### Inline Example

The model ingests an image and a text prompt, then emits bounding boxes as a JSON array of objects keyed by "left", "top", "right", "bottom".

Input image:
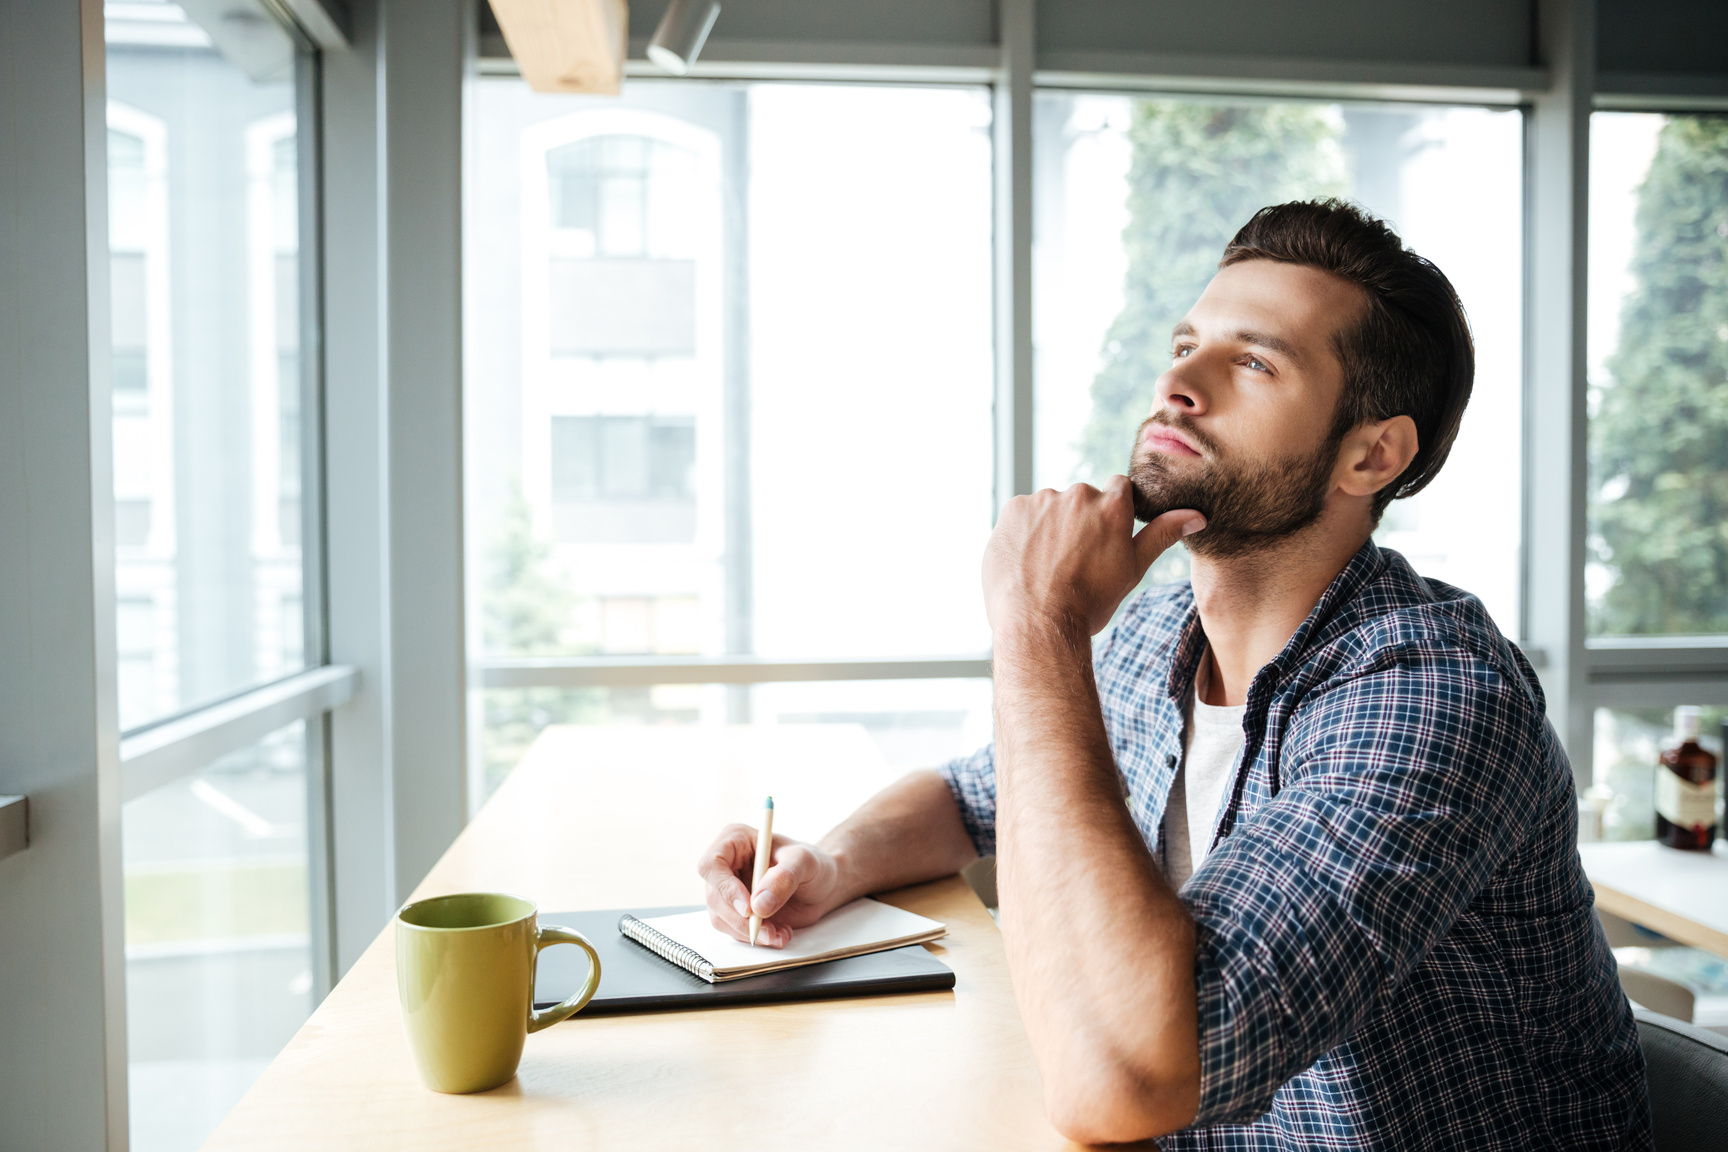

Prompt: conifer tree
[
  {"left": 481, "top": 486, "right": 601, "bottom": 793},
  {"left": 1591, "top": 116, "right": 1728, "bottom": 636}
]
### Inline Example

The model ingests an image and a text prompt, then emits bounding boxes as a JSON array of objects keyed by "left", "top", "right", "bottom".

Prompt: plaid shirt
[{"left": 940, "top": 542, "right": 1651, "bottom": 1149}]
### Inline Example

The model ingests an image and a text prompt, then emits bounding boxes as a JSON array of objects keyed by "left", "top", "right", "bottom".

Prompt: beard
[{"left": 1128, "top": 413, "right": 1342, "bottom": 559}]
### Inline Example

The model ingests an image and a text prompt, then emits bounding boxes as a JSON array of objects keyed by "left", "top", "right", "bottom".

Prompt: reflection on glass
[
  {"left": 1032, "top": 96, "right": 1524, "bottom": 633},
  {"left": 123, "top": 721, "right": 312, "bottom": 1152},
  {"left": 1591, "top": 707, "right": 1725, "bottom": 842},
  {"left": 1588, "top": 113, "right": 1728, "bottom": 637},
  {"left": 106, "top": 0, "right": 305, "bottom": 731},
  {"left": 480, "top": 679, "right": 992, "bottom": 803},
  {"left": 466, "top": 80, "right": 995, "bottom": 704}
]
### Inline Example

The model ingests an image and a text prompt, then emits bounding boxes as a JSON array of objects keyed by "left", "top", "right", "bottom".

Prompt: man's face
[{"left": 1129, "top": 259, "right": 1365, "bottom": 559}]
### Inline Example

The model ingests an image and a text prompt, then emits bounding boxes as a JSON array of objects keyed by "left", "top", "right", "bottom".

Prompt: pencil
[{"left": 747, "top": 796, "right": 774, "bottom": 946}]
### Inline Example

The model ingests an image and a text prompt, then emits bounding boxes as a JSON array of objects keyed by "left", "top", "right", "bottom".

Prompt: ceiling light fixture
[{"left": 646, "top": 0, "right": 720, "bottom": 75}]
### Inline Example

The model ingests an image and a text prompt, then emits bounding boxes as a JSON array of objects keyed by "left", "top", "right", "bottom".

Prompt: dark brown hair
[{"left": 1219, "top": 199, "right": 1474, "bottom": 518}]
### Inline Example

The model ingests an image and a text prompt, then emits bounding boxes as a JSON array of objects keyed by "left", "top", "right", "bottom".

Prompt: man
[{"left": 696, "top": 200, "right": 1650, "bottom": 1148}]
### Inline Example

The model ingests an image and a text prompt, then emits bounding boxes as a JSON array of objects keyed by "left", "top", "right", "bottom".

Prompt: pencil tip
[{"left": 765, "top": 796, "right": 774, "bottom": 809}]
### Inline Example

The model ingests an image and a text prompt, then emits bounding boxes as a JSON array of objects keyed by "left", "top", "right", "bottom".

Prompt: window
[
  {"left": 1033, "top": 96, "right": 1525, "bottom": 633},
  {"left": 1588, "top": 113, "right": 1728, "bottom": 637},
  {"left": 550, "top": 414, "right": 697, "bottom": 542},
  {"left": 107, "top": 7, "right": 306, "bottom": 731},
  {"left": 122, "top": 722, "right": 312, "bottom": 1152},
  {"left": 467, "top": 80, "right": 995, "bottom": 798},
  {"left": 106, "top": 3, "right": 317, "bottom": 1149}
]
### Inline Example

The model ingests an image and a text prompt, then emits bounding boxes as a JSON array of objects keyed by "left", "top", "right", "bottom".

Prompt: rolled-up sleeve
[
  {"left": 938, "top": 743, "right": 998, "bottom": 857},
  {"left": 1179, "top": 641, "right": 1553, "bottom": 1126}
]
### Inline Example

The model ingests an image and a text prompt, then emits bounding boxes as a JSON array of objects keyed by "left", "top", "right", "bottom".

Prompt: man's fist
[
  {"left": 982, "top": 476, "right": 1204, "bottom": 639},
  {"left": 695, "top": 823, "right": 846, "bottom": 948}
]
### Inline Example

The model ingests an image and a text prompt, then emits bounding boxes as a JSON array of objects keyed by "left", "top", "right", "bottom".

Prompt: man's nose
[{"left": 1153, "top": 360, "right": 1209, "bottom": 416}]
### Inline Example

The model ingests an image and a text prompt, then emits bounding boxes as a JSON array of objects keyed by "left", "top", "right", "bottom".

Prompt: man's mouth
[{"left": 1141, "top": 428, "right": 1202, "bottom": 458}]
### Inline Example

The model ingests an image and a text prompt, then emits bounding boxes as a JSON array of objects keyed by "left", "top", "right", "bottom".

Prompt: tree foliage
[
  {"left": 1591, "top": 116, "right": 1728, "bottom": 635},
  {"left": 485, "top": 485, "right": 579, "bottom": 656},
  {"left": 481, "top": 486, "right": 602, "bottom": 796}
]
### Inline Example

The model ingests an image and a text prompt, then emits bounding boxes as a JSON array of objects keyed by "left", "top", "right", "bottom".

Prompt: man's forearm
[
  {"left": 819, "top": 769, "right": 979, "bottom": 908},
  {"left": 994, "top": 621, "right": 1200, "bottom": 1143}
]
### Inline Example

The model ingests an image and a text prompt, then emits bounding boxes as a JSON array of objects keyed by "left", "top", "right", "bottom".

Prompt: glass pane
[
  {"left": 123, "top": 721, "right": 313, "bottom": 1152},
  {"left": 1590, "top": 706, "right": 1725, "bottom": 842},
  {"left": 1587, "top": 113, "right": 1728, "bottom": 637},
  {"left": 480, "top": 679, "right": 992, "bottom": 802},
  {"left": 106, "top": 2, "right": 305, "bottom": 732},
  {"left": 1033, "top": 96, "right": 1524, "bottom": 633},
  {"left": 466, "top": 79, "right": 995, "bottom": 692}
]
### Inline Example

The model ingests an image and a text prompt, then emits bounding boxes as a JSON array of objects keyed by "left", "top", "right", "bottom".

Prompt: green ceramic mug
[{"left": 395, "top": 892, "right": 601, "bottom": 1094}]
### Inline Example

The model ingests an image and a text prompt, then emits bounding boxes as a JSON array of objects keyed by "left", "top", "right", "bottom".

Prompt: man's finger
[
  {"left": 749, "top": 844, "right": 819, "bottom": 920},
  {"left": 700, "top": 861, "right": 753, "bottom": 921},
  {"left": 696, "top": 825, "right": 761, "bottom": 918},
  {"left": 695, "top": 824, "right": 755, "bottom": 879},
  {"left": 755, "top": 916, "right": 794, "bottom": 948},
  {"left": 1133, "top": 508, "right": 1207, "bottom": 573}
]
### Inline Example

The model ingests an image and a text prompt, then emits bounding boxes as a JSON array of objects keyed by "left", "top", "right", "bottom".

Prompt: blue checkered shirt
[{"left": 940, "top": 542, "right": 1651, "bottom": 1149}]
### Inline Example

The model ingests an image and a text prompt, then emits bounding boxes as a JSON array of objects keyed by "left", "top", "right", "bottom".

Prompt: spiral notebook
[
  {"left": 532, "top": 903, "right": 954, "bottom": 1016},
  {"left": 619, "top": 898, "right": 947, "bottom": 983}
]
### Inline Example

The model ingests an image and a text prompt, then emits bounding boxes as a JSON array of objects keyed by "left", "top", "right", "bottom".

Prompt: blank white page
[{"left": 638, "top": 898, "right": 945, "bottom": 977}]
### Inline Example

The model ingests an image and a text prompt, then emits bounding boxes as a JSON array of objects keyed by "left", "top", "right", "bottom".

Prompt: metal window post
[
  {"left": 994, "top": 0, "right": 1035, "bottom": 515},
  {"left": 321, "top": 0, "right": 399, "bottom": 974},
  {"left": 381, "top": 0, "right": 469, "bottom": 904},
  {"left": 1524, "top": 0, "right": 1596, "bottom": 787},
  {"left": 0, "top": 0, "right": 130, "bottom": 1145},
  {"left": 321, "top": 0, "right": 473, "bottom": 976}
]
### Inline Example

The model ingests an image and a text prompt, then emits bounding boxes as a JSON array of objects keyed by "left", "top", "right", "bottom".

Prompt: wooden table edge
[{"left": 1590, "top": 881, "right": 1728, "bottom": 959}]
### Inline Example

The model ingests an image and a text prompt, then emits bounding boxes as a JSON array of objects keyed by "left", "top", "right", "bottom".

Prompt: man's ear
[{"left": 1336, "top": 415, "right": 1419, "bottom": 499}]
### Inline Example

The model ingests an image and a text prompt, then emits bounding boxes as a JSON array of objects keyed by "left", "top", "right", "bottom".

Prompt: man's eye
[
  {"left": 1173, "top": 346, "right": 1193, "bottom": 359},
  {"left": 1246, "top": 357, "right": 1269, "bottom": 373}
]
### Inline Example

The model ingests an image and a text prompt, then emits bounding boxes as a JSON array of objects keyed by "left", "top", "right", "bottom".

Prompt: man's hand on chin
[{"left": 982, "top": 475, "right": 1206, "bottom": 641}]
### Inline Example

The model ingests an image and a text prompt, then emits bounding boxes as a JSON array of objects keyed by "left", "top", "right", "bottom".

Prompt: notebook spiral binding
[{"left": 618, "top": 914, "right": 718, "bottom": 983}]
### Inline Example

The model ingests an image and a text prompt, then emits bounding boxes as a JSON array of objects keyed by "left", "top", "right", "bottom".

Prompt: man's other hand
[
  {"left": 982, "top": 476, "right": 1205, "bottom": 638},
  {"left": 696, "top": 824, "right": 845, "bottom": 948}
]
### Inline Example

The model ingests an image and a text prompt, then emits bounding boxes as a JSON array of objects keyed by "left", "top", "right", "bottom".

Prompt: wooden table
[
  {"left": 205, "top": 724, "right": 1076, "bottom": 1151},
  {"left": 1580, "top": 839, "right": 1728, "bottom": 958}
]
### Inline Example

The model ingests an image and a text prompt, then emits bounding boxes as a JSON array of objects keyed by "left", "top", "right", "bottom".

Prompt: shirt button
[{"left": 1166, "top": 753, "right": 1177, "bottom": 767}]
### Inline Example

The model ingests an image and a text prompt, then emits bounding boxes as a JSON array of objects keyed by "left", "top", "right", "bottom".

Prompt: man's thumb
[{"left": 1133, "top": 509, "right": 1207, "bottom": 572}]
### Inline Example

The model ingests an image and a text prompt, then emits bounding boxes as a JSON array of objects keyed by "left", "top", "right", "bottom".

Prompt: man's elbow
[{"left": 1043, "top": 1063, "right": 1200, "bottom": 1145}]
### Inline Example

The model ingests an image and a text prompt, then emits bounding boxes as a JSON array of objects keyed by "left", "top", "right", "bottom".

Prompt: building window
[{"left": 549, "top": 415, "right": 698, "bottom": 544}]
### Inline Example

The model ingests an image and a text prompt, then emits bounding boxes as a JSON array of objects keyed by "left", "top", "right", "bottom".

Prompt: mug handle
[{"left": 527, "top": 925, "right": 602, "bottom": 1033}]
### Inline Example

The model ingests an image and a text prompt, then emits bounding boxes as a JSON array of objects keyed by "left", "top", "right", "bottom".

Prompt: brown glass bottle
[{"left": 1656, "top": 706, "right": 1718, "bottom": 851}]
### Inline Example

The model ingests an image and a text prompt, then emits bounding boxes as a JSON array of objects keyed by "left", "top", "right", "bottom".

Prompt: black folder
[{"left": 532, "top": 906, "right": 956, "bottom": 1016}]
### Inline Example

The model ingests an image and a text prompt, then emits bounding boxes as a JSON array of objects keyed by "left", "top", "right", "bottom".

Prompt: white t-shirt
[{"left": 1162, "top": 653, "right": 1247, "bottom": 889}]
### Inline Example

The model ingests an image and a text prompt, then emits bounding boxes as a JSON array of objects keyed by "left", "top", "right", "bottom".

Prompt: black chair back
[{"left": 1636, "top": 1007, "right": 1728, "bottom": 1151}]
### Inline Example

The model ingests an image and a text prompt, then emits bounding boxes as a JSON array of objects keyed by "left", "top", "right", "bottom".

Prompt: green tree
[
  {"left": 1591, "top": 116, "right": 1728, "bottom": 636},
  {"left": 485, "top": 484, "right": 578, "bottom": 656},
  {"left": 480, "top": 486, "right": 602, "bottom": 796},
  {"left": 1082, "top": 100, "right": 1344, "bottom": 581}
]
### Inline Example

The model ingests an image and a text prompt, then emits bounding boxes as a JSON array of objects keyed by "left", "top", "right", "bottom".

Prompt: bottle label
[{"left": 1656, "top": 772, "right": 1717, "bottom": 830}]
